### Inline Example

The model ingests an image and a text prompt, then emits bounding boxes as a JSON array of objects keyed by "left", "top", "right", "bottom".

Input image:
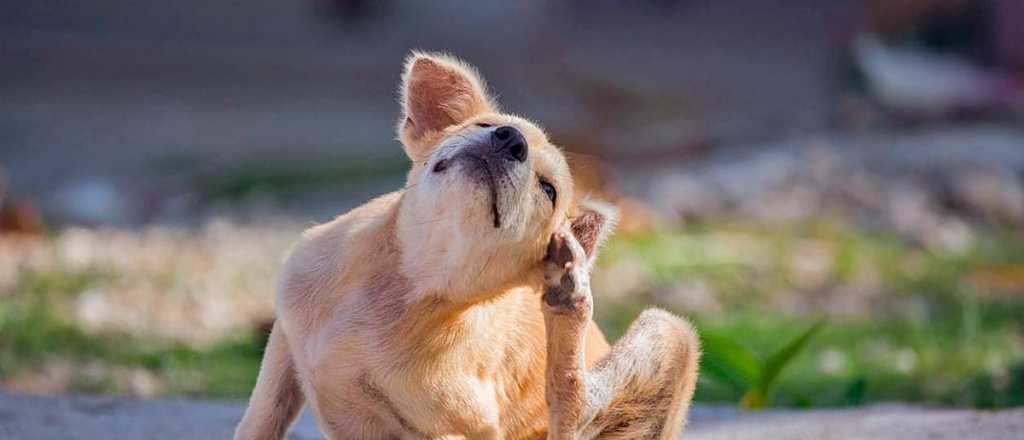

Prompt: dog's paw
[{"left": 542, "top": 231, "right": 592, "bottom": 316}]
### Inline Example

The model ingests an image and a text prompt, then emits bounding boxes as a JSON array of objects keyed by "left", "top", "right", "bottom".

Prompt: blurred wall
[{"left": 3, "top": 1, "right": 858, "bottom": 221}]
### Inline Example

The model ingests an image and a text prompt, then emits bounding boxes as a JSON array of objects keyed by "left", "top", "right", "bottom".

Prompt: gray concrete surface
[{"left": 1, "top": 392, "right": 1021, "bottom": 439}]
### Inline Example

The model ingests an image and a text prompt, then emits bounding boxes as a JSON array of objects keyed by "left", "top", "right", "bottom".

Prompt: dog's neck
[
  {"left": 393, "top": 196, "right": 543, "bottom": 305},
  {"left": 367, "top": 259, "right": 537, "bottom": 369},
  {"left": 361, "top": 190, "right": 545, "bottom": 369}
]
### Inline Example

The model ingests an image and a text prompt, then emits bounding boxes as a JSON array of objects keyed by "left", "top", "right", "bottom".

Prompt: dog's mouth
[{"left": 446, "top": 154, "right": 503, "bottom": 228}]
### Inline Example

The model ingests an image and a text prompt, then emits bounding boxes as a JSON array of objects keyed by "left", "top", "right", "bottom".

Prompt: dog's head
[{"left": 394, "top": 52, "right": 615, "bottom": 299}]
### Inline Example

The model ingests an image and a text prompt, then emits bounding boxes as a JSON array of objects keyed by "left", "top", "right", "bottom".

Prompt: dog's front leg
[
  {"left": 541, "top": 230, "right": 596, "bottom": 440},
  {"left": 541, "top": 228, "right": 701, "bottom": 440}
]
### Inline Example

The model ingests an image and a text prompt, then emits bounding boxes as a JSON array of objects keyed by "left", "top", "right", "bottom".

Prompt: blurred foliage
[
  {"left": 0, "top": 269, "right": 265, "bottom": 398},
  {"left": 186, "top": 154, "right": 408, "bottom": 201},
  {"left": 595, "top": 220, "right": 1024, "bottom": 408},
  {"left": 703, "top": 320, "right": 826, "bottom": 410},
  {"left": 2, "top": 219, "right": 1023, "bottom": 408}
]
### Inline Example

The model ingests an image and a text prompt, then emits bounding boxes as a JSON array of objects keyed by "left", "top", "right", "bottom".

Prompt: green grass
[
  {"left": 595, "top": 220, "right": 1024, "bottom": 408},
  {"left": 0, "top": 269, "right": 265, "bottom": 398},
  {"left": 678, "top": 311, "right": 1024, "bottom": 408},
  {"left": 2, "top": 219, "right": 1023, "bottom": 408},
  {"left": 184, "top": 153, "right": 409, "bottom": 201}
]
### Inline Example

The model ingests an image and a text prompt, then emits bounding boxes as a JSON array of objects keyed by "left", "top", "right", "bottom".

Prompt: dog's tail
[{"left": 235, "top": 322, "right": 305, "bottom": 440}]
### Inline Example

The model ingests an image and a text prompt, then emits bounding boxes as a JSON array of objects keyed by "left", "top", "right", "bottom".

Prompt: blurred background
[{"left": 2, "top": 0, "right": 1023, "bottom": 409}]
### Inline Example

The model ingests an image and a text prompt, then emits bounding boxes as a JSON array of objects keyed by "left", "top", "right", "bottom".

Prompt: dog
[{"left": 234, "top": 52, "right": 700, "bottom": 440}]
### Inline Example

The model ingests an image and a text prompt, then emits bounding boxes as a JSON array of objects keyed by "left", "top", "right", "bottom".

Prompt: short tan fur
[{"left": 235, "top": 52, "right": 700, "bottom": 440}]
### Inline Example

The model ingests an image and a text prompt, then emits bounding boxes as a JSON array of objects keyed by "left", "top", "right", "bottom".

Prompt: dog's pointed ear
[
  {"left": 570, "top": 197, "right": 619, "bottom": 265},
  {"left": 398, "top": 52, "right": 495, "bottom": 161}
]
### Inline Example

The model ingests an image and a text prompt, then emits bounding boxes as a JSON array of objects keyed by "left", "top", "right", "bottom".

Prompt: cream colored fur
[{"left": 234, "top": 52, "right": 699, "bottom": 440}]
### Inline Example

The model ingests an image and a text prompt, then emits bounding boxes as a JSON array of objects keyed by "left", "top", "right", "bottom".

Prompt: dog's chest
[
  {"left": 364, "top": 323, "right": 519, "bottom": 436},
  {"left": 350, "top": 287, "right": 545, "bottom": 437}
]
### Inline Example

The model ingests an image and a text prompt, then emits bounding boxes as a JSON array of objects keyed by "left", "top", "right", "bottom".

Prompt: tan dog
[{"left": 234, "top": 53, "right": 700, "bottom": 440}]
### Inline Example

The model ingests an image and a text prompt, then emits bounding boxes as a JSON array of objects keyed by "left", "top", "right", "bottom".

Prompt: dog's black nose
[{"left": 493, "top": 126, "right": 528, "bottom": 163}]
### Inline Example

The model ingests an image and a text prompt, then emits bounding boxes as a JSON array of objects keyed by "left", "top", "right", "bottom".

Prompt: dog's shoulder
[{"left": 276, "top": 190, "right": 403, "bottom": 322}]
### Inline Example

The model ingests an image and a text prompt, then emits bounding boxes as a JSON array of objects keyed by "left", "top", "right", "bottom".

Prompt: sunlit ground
[{"left": 1, "top": 218, "right": 1022, "bottom": 408}]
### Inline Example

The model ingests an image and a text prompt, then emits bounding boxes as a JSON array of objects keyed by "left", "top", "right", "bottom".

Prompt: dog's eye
[
  {"left": 539, "top": 179, "right": 556, "bottom": 204},
  {"left": 476, "top": 123, "right": 493, "bottom": 128}
]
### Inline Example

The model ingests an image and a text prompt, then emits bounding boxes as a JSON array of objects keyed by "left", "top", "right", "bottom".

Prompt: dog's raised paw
[{"left": 542, "top": 232, "right": 591, "bottom": 314}]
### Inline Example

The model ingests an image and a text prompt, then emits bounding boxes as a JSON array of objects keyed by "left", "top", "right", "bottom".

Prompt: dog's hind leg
[
  {"left": 577, "top": 309, "right": 700, "bottom": 440},
  {"left": 541, "top": 233, "right": 700, "bottom": 440}
]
